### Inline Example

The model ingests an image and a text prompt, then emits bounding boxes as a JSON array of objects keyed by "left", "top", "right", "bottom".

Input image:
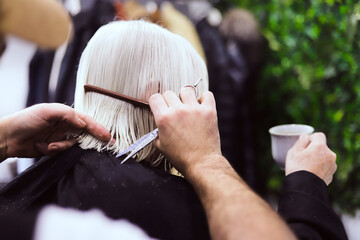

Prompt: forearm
[{"left": 185, "top": 154, "right": 296, "bottom": 240}]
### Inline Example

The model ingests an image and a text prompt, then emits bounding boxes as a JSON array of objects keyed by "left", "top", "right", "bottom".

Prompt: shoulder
[
  {"left": 57, "top": 149, "right": 197, "bottom": 209},
  {"left": 56, "top": 149, "right": 209, "bottom": 240}
]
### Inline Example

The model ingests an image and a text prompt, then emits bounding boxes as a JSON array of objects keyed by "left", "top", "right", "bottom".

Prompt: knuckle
[
  {"left": 205, "top": 91, "right": 214, "bottom": 98},
  {"left": 327, "top": 176, "right": 333, "bottom": 185},
  {"left": 163, "top": 90, "right": 176, "bottom": 97},
  {"left": 156, "top": 114, "right": 169, "bottom": 126},
  {"left": 315, "top": 132, "right": 326, "bottom": 138},
  {"left": 180, "top": 86, "right": 194, "bottom": 95},
  {"left": 333, "top": 163, "right": 338, "bottom": 172},
  {"left": 313, "top": 143, "right": 327, "bottom": 152},
  {"left": 175, "top": 106, "right": 188, "bottom": 116},
  {"left": 201, "top": 91, "right": 214, "bottom": 99},
  {"left": 330, "top": 151, "right": 337, "bottom": 161},
  {"left": 149, "top": 93, "right": 161, "bottom": 102},
  {"left": 202, "top": 105, "right": 216, "bottom": 118},
  {"left": 193, "top": 107, "right": 202, "bottom": 116},
  {"left": 36, "top": 103, "right": 46, "bottom": 110}
]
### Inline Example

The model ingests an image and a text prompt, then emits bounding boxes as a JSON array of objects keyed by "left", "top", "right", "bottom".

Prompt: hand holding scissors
[{"left": 116, "top": 78, "right": 203, "bottom": 164}]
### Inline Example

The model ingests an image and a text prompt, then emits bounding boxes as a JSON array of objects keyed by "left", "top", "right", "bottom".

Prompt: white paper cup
[{"left": 269, "top": 124, "right": 314, "bottom": 169}]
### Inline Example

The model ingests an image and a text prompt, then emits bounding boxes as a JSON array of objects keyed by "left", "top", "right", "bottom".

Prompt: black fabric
[
  {"left": 196, "top": 18, "right": 257, "bottom": 189},
  {"left": 0, "top": 151, "right": 348, "bottom": 240},
  {"left": 27, "top": 50, "right": 55, "bottom": 106},
  {"left": 0, "top": 147, "right": 83, "bottom": 212},
  {"left": 54, "top": 0, "right": 115, "bottom": 105},
  {"left": 27, "top": 0, "right": 115, "bottom": 107},
  {"left": 279, "top": 171, "right": 348, "bottom": 240},
  {"left": 0, "top": 211, "right": 38, "bottom": 240},
  {"left": 0, "top": 145, "right": 210, "bottom": 240}
]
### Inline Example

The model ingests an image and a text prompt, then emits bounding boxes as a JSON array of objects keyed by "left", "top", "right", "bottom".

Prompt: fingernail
[
  {"left": 50, "top": 145, "right": 59, "bottom": 151},
  {"left": 78, "top": 118, "right": 86, "bottom": 127},
  {"left": 99, "top": 132, "right": 110, "bottom": 140}
]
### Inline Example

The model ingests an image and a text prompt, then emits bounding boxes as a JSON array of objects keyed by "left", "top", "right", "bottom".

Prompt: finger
[
  {"left": 44, "top": 124, "right": 69, "bottom": 143},
  {"left": 76, "top": 113, "right": 112, "bottom": 142},
  {"left": 309, "top": 132, "right": 327, "bottom": 145},
  {"left": 149, "top": 93, "right": 168, "bottom": 118},
  {"left": 199, "top": 91, "right": 216, "bottom": 109},
  {"left": 48, "top": 139, "right": 77, "bottom": 153},
  {"left": 325, "top": 175, "right": 333, "bottom": 186},
  {"left": 329, "top": 162, "right": 337, "bottom": 175},
  {"left": 332, "top": 163, "right": 337, "bottom": 174},
  {"left": 293, "top": 134, "right": 311, "bottom": 150},
  {"left": 35, "top": 142, "right": 51, "bottom": 156},
  {"left": 323, "top": 163, "right": 337, "bottom": 186},
  {"left": 163, "top": 91, "right": 182, "bottom": 108},
  {"left": 179, "top": 87, "right": 198, "bottom": 105},
  {"left": 153, "top": 138, "right": 162, "bottom": 150},
  {"left": 44, "top": 103, "right": 87, "bottom": 128},
  {"left": 329, "top": 150, "right": 337, "bottom": 163}
]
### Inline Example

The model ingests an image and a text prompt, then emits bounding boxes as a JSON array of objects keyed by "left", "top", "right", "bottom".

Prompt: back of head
[{"left": 74, "top": 20, "right": 208, "bottom": 168}]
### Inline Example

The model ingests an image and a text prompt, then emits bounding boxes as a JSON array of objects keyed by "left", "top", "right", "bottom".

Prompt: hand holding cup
[
  {"left": 269, "top": 124, "right": 314, "bottom": 169},
  {"left": 286, "top": 133, "right": 337, "bottom": 185}
]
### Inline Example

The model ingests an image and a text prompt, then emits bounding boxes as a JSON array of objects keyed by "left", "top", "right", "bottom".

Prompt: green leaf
[
  {"left": 263, "top": 29, "right": 281, "bottom": 51},
  {"left": 334, "top": 109, "right": 344, "bottom": 122}
]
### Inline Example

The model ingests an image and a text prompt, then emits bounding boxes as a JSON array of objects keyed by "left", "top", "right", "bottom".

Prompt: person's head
[{"left": 74, "top": 20, "right": 208, "bottom": 168}]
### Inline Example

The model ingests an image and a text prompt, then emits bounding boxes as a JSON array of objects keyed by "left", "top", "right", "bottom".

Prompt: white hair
[{"left": 74, "top": 20, "right": 208, "bottom": 169}]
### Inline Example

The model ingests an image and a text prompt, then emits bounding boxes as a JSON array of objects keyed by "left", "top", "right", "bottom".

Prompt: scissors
[{"left": 116, "top": 78, "right": 203, "bottom": 164}]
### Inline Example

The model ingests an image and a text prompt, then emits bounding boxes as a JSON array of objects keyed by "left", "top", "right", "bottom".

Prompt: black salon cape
[
  {"left": 0, "top": 145, "right": 210, "bottom": 240},
  {"left": 0, "top": 146, "right": 348, "bottom": 240},
  {"left": 278, "top": 171, "right": 348, "bottom": 240}
]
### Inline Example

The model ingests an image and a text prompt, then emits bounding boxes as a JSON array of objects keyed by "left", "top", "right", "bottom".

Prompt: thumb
[
  {"left": 153, "top": 138, "right": 162, "bottom": 151},
  {"left": 293, "top": 134, "right": 311, "bottom": 150}
]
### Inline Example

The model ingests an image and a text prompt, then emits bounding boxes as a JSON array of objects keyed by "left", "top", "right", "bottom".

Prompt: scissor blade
[
  {"left": 115, "top": 141, "right": 141, "bottom": 158},
  {"left": 120, "top": 129, "right": 159, "bottom": 164},
  {"left": 115, "top": 131, "right": 155, "bottom": 158}
]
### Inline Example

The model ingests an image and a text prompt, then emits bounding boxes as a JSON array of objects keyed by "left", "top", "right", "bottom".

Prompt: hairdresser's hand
[
  {"left": 0, "top": 103, "right": 112, "bottom": 162},
  {"left": 285, "top": 133, "right": 337, "bottom": 185},
  {"left": 151, "top": 90, "right": 297, "bottom": 240},
  {"left": 149, "top": 88, "right": 223, "bottom": 177}
]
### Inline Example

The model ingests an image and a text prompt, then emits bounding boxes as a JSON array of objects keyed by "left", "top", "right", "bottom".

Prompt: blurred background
[
  {"left": 217, "top": 1, "right": 360, "bottom": 238},
  {"left": 0, "top": 0, "right": 359, "bottom": 238}
]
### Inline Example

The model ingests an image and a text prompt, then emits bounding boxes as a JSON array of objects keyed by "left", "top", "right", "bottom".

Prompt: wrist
[
  {"left": 184, "top": 153, "right": 225, "bottom": 176},
  {"left": 184, "top": 153, "right": 241, "bottom": 189}
]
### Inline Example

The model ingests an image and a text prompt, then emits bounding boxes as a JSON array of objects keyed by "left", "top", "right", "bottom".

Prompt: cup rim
[{"left": 269, "top": 124, "right": 314, "bottom": 136}]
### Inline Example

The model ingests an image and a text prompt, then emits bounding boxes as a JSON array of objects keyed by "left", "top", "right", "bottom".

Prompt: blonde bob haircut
[{"left": 74, "top": 20, "right": 208, "bottom": 168}]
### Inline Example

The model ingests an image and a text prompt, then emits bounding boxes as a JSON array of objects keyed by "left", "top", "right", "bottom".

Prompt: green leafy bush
[{"left": 218, "top": 0, "right": 360, "bottom": 213}]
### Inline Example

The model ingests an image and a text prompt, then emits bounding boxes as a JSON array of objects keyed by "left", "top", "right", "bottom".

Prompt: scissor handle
[{"left": 182, "top": 78, "right": 202, "bottom": 98}]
